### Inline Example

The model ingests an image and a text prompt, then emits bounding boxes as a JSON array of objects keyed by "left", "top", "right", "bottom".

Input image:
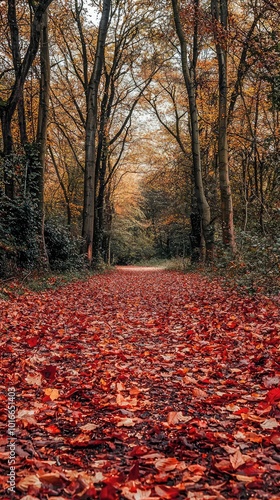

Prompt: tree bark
[
  {"left": 82, "top": 0, "right": 111, "bottom": 263},
  {"left": 171, "top": 0, "right": 214, "bottom": 262},
  {"left": 211, "top": 0, "right": 236, "bottom": 254},
  {"left": 0, "top": 0, "right": 54, "bottom": 198},
  {"left": 36, "top": 8, "right": 50, "bottom": 267}
]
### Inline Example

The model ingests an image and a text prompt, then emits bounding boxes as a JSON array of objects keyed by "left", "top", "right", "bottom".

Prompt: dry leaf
[
  {"left": 17, "top": 475, "right": 42, "bottom": 491},
  {"left": 229, "top": 448, "right": 246, "bottom": 470},
  {"left": 167, "top": 411, "right": 192, "bottom": 425},
  {"left": 116, "top": 417, "right": 141, "bottom": 427},
  {"left": 154, "top": 485, "right": 180, "bottom": 498},
  {"left": 235, "top": 475, "right": 258, "bottom": 483},
  {"left": 121, "top": 487, "right": 152, "bottom": 500},
  {"left": 155, "top": 457, "right": 179, "bottom": 472},
  {"left": 17, "top": 409, "right": 37, "bottom": 426},
  {"left": 80, "top": 423, "right": 97, "bottom": 431},
  {"left": 192, "top": 387, "right": 208, "bottom": 398},
  {"left": 44, "top": 388, "right": 59, "bottom": 401},
  {"left": 260, "top": 418, "right": 279, "bottom": 429},
  {"left": 20, "top": 496, "right": 40, "bottom": 500},
  {"left": 25, "top": 373, "right": 42, "bottom": 386}
]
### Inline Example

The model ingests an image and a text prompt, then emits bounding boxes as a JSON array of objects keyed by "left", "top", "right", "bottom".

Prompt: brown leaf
[
  {"left": 17, "top": 475, "right": 42, "bottom": 491},
  {"left": 229, "top": 448, "right": 246, "bottom": 470},
  {"left": 167, "top": 411, "right": 192, "bottom": 425}
]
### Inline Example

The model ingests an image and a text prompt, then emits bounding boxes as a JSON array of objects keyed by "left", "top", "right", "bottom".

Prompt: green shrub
[
  {"left": 44, "top": 220, "right": 84, "bottom": 271},
  {"left": 0, "top": 196, "right": 40, "bottom": 275}
]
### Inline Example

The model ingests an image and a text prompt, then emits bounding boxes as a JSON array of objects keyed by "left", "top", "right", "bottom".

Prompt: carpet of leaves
[{"left": 0, "top": 267, "right": 280, "bottom": 500}]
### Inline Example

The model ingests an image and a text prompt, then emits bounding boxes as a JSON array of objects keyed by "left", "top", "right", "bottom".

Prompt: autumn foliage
[{"left": 1, "top": 268, "right": 279, "bottom": 499}]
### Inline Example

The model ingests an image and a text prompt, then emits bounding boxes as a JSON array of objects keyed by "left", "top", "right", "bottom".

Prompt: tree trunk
[
  {"left": 36, "top": 9, "right": 50, "bottom": 268},
  {"left": 1, "top": 109, "right": 14, "bottom": 199},
  {"left": 0, "top": 0, "right": 54, "bottom": 197},
  {"left": 82, "top": 0, "right": 111, "bottom": 263},
  {"left": 171, "top": 0, "right": 214, "bottom": 262},
  {"left": 211, "top": 0, "right": 236, "bottom": 254},
  {"left": 49, "top": 146, "right": 72, "bottom": 227}
]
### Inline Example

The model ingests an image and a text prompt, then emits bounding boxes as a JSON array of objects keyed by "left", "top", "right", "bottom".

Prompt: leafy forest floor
[{"left": 0, "top": 267, "right": 280, "bottom": 500}]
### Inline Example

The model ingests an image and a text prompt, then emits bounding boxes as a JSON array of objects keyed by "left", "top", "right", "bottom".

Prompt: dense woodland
[{"left": 0, "top": 0, "right": 279, "bottom": 278}]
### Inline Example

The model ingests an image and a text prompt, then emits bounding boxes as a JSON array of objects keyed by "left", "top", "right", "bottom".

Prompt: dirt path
[{"left": 0, "top": 268, "right": 279, "bottom": 499}]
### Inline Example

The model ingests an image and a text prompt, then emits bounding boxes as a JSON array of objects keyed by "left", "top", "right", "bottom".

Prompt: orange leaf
[
  {"left": 44, "top": 388, "right": 59, "bottom": 401},
  {"left": 45, "top": 425, "right": 61, "bottom": 435}
]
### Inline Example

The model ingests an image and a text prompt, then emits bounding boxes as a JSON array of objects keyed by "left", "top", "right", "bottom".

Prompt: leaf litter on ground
[{"left": 0, "top": 267, "right": 279, "bottom": 499}]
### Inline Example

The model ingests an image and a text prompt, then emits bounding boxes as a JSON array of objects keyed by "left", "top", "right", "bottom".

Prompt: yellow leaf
[{"left": 44, "top": 388, "right": 59, "bottom": 401}]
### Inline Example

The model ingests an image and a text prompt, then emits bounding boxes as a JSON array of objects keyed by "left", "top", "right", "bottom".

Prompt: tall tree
[
  {"left": 82, "top": 0, "right": 111, "bottom": 263},
  {"left": 36, "top": 8, "right": 51, "bottom": 265},
  {"left": 171, "top": 0, "right": 214, "bottom": 261},
  {"left": 211, "top": 0, "right": 236, "bottom": 254},
  {"left": 0, "top": 0, "right": 54, "bottom": 198}
]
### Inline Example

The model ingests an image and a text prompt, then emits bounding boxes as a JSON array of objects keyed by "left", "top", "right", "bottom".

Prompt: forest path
[{"left": 1, "top": 269, "right": 279, "bottom": 499}]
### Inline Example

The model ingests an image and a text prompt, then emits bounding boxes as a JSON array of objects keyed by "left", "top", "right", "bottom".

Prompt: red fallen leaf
[
  {"left": 69, "top": 434, "right": 91, "bottom": 446},
  {"left": 128, "top": 461, "right": 140, "bottom": 480},
  {"left": 45, "top": 425, "right": 61, "bottom": 435},
  {"left": 65, "top": 479, "right": 82, "bottom": 495},
  {"left": 100, "top": 484, "right": 117, "bottom": 500},
  {"left": 128, "top": 446, "right": 150, "bottom": 457},
  {"left": 238, "top": 464, "right": 266, "bottom": 476},
  {"left": 226, "top": 321, "right": 238, "bottom": 329},
  {"left": 82, "top": 486, "right": 97, "bottom": 497},
  {"left": 266, "top": 387, "right": 280, "bottom": 404},
  {"left": 214, "top": 459, "right": 232, "bottom": 472},
  {"left": 40, "top": 365, "right": 57, "bottom": 381},
  {"left": 192, "top": 387, "right": 207, "bottom": 398},
  {"left": 187, "top": 464, "right": 206, "bottom": 474},
  {"left": 245, "top": 479, "right": 265, "bottom": 489},
  {"left": 269, "top": 432, "right": 280, "bottom": 445},
  {"left": 39, "top": 472, "right": 66, "bottom": 487},
  {"left": 59, "top": 454, "right": 84, "bottom": 467},
  {"left": 27, "top": 336, "right": 39, "bottom": 347},
  {"left": 64, "top": 388, "right": 84, "bottom": 398},
  {"left": 234, "top": 407, "right": 249, "bottom": 415},
  {"left": 155, "top": 457, "right": 179, "bottom": 472},
  {"left": 256, "top": 402, "right": 272, "bottom": 415},
  {"left": 155, "top": 485, "right": 180, "bottom": 498},
  {"left": 154, "top": 473, "right": 170, "bottom": 483}
]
